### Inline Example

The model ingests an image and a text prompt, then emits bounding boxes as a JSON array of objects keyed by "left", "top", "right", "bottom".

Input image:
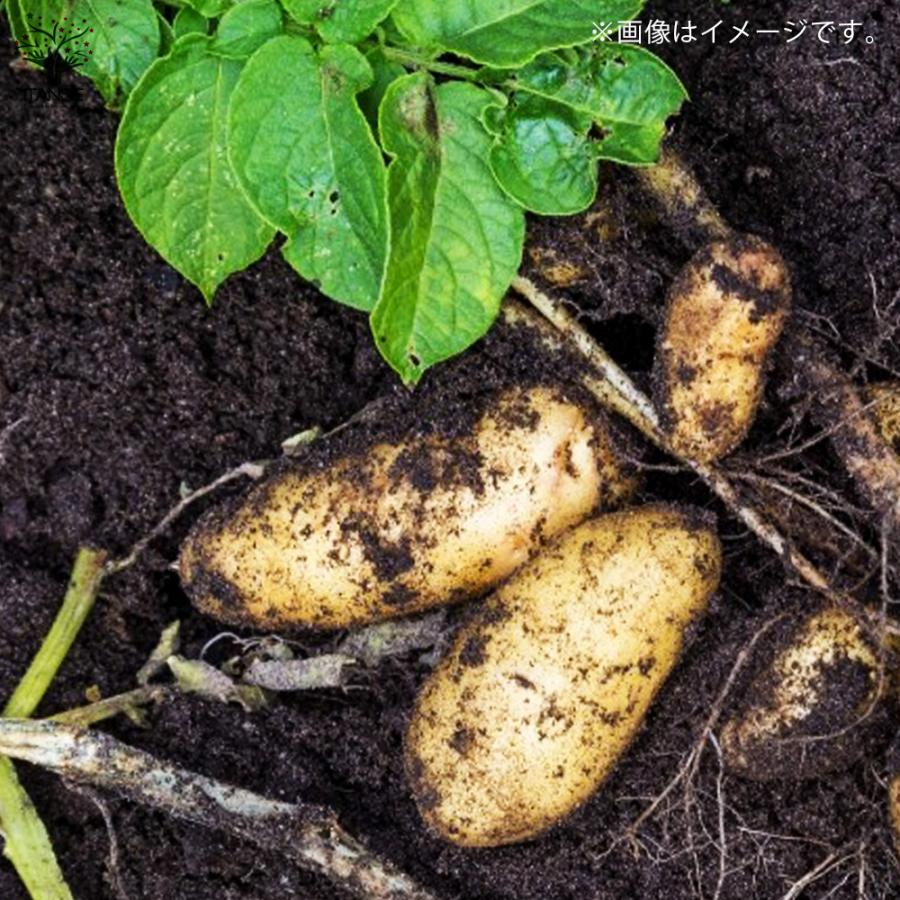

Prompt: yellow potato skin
[
  {"left": 405, "top": 506, "right": 722, "bottom": 847},
  {"left": 890, "top": 768, "right": 900, "bottom": 860},
  {"left": 720, "top": 608, "right": 882, "bottom": 781},
  {"left": 179, "top": 387, "right": 634, "bottom": 630},
  {"left": 656, "top": 236, "right": 791, "bottom": 463},
  {"left": 869, "top": 382, "right": 900, "bottom": 451}
]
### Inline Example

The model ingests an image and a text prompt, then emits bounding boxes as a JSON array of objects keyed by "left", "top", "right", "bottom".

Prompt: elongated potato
[
  {"left": 180, "top": 387, "right": 634, "bottom": 630},
  {"left": 405, "top": 505, "right": 721, "bottom": 847},
  {"left": 721, "top": 608, "right": 883, "bottom": 782},
  {"left": 655, "top": 235, "right": 791, "bottom": 463}
]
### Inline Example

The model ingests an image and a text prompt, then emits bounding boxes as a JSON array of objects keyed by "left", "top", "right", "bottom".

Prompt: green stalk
[
  {"left": 0, "top": 758, "right": 73, "bottom": 900},
  {"left": 0, "top": 547, "right": 106, "bottom": 900},
  {"left": 381, "top": 45, "right": 480, "bottom": 82},
  {"left": 4, "top": 549, "right": 107, "bottom": 719}
]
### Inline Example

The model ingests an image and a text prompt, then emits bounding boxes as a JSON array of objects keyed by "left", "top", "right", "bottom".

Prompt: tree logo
[{"left": 15, "top": 16, "right": 94, "bottom": 90}]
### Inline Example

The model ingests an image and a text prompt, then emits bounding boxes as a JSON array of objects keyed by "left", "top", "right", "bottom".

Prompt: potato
[
  {"left": 405, "top": 505, "right": 721, "bottom": 847},
  {"left": 889, "top": 739, "right": 900, "bottom": 859},
  {"left": 655, "top": 235, "right": 791, "bottom": 463},
  {"left": 720, "top": 608, "right": 883, "bottom": 782},
  {"left": 179, "top": 387, "right": 634, "bottom": 630},
  {"left": 869, "top": 381, "right": 900, "bottom": 452}
]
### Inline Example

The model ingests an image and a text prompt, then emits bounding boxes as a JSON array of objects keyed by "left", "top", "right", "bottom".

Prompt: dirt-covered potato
[
  {"left": 888, "top": 737, "right": 900, "bottom": 860},
  {"left": 721, "top": 608, "right": 883, "bottom": 782},
  {"left": 869, "top": 381, "right": 900, "bottom": 452},
  {"left": 405, "top": 505, "right": 722, "bottom": 847},
  {"left": 655, "top": 235, "right": 791, "bottom": 462},
  {"left": 179, "top": 387, "right": 635, "bottom": 630}
]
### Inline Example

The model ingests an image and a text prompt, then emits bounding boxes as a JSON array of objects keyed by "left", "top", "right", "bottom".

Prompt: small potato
[
  {"left": 721, "top": 608, "right": 883, "bottom": 782},
  {"left": 180, "top": 387, "right": 634, "bottom": 630},
  {"left": 869, "top": 381, "right": 900, "bottom": 452},
  {"left": 405, "top": 505, "right": 721, "bottom": 847},
  {"left": 655, "top": 235, "right": 791, "bottom": 463}
]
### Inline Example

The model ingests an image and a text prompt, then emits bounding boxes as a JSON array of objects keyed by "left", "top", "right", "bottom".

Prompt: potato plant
[{"left": 8, "top": 0, "right": 684, "bottom": 383}]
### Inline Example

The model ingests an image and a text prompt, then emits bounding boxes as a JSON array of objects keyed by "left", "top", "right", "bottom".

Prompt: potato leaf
[
  {"left": 358, "top": 45, "right": 405, "bottom": 135},
  {"left": 76, "top": 0, "right": 161, "bottom": 104},
  {"left": 280, "top": 0, "right": 398, "bottom": 44},
  {"left": 372, "top": 73, "right": 525, "bottom": 384},
  {"left": 390, "top": 0, "right": 642, "bottom": 67},
  {"left": 173, "top": 6, "right": 208, "bottom": 40},
  {"left": 214, "top": 0, "right": 282, "bottom": 57},
  {"left": 115, "top": 35, "right": 275, "bottom": 300},
  {"left": 514, "top": 44, "right": 687, "bottom": 164},
  {"left": 486, "top": 94, "right": 597, "bottom": 215},
  {"left": 227, "top": 36, "right": 388, "bottom": 310},
  {"left": 182, "top": 0, "right": 232, "bottom": 18}
]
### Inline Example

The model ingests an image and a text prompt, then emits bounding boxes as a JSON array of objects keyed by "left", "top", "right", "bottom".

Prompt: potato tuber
[
  {"left": 179, "top": 387, "right": 634, "bottom": 630},
  {"left": 405, "top": 505, "right": 721, "bottom": 847},
  {"left": 869, "top": 381, "right": 900, "bottom": 452},
  {"left": 720, "top": 608, "right": 882, "bottom": 782},
  {"left": 655, "top": 235, "right": 791, "bottom": 463}
]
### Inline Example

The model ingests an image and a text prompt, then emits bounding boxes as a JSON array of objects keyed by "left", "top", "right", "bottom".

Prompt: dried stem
[
  {"left": 48, "top": 686, "right": 172, "bottom": 729},
  {"left": 0, "top": 720, "right": 439, "bottom": 900}
]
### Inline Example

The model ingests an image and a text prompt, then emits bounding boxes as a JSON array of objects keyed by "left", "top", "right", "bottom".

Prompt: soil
[{"left": 1, "top": 0, "right": 899, "bottom": 897}]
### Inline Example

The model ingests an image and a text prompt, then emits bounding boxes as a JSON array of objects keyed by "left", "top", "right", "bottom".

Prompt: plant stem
[
  {"left": 49, "top": 686, "right": 171, "bottom": 729},
  {"left": 0, "top": 757, "right": 73, "bottom": 900},
  {"left": 1, "top": 547, "right": 106, "bottom": 900},
  {"left": 381, "top": 45, "right": 480, "bottom": 81},
  {"left": 0, "top": 719, "right": 439, "bottom": 900},
  {"left": 4, "top": 548, "right": 107, "bottom": 719}
]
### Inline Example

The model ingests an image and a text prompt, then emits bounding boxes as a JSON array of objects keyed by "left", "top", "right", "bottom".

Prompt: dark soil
[{"left": 2, "top": 0, "right": 899, "bottom": 897}]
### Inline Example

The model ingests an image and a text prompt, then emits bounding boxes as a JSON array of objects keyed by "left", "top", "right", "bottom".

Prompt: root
[
  {"left": 105, "top": 461, "right": 267, "bottom": 576},
  {"left": 624, "top": 614, "right": 786, "bottom": 844},
  {"left": 0, "top": 720, "right": 439, "bottom": 900},
  {"left": 71, "top": 786, "right": 130, "bottom": 900}
]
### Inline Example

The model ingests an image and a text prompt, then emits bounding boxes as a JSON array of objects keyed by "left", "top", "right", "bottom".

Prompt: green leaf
[
  {"left": 183, "top": 0, "right": 231, "bottom": 19},
  {"left": 486, "top": 93, "right": 596, "bottom": 214},
  {"left": 214, "top": 0, "right": 282, "bottom": 57},
  {"left": 390, "top": 0, "right": 643, "bottom": 67},
  {"left": 228, "top": 36, "right": 388, "bottom": 310},
  {"left": 173, "top": 5, "right": 208, "bottom": 39},
  {"left": 515, "top": 43, "right": 687, "bottom": 164},
  {"left": 372, "top": 73, "right": 525, "bottom": 384},
  {"left": 358, "top": 45, "right": 405, "bottom": 135},
  {"left": 157, "top": 9, "right": 175, "bottom": 51},
  {"left": 280, "top": 0, "right": 398, "bottom": 43},
  {"left": 76, "top": 0, "right": 160, "bottom": 104},
  {"left": 115, "top": 35, "right": 275, "bottom": 300}
]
